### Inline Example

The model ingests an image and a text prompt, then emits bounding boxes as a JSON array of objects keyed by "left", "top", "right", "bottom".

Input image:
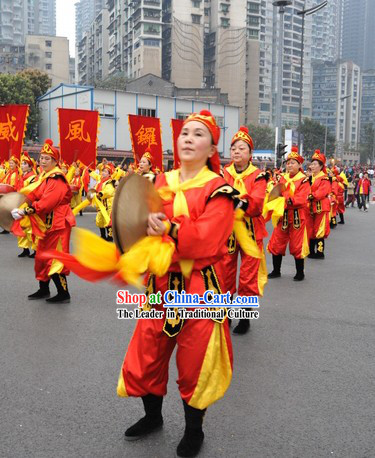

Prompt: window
[
  {"left": 143, "top": 39, "right": 160, "bottom": 47},
  {"left": 192, "top": 0, "right": 201, "bottom": 7},
  {"left": 221, "top": 18, "right": 230, "bottom": 28},
  {"left": 221, "top": 3, "right": 229, "bottom": 13},
  {"left": 45, "top": 51, "right": 52, "bottom": 58},
  {"left": 45, "top": 40, "right": 52, "bottom": 47},
  {"left": 94, "top": 103, "right": 115, "bottom": 118},
  {"left": 176, "top": 113, "right": 189, "bottom": 120},
  {"left": 138, "top": 108, "right": 156, "bottom": 117},
  {"left": 192, "top": 14, "right": 201, "bottom": 24}
]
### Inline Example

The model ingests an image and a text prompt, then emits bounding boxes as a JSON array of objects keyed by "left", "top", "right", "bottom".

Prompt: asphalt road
[{"left": 1, "top": 205, "right": 374, "bottom": 458}]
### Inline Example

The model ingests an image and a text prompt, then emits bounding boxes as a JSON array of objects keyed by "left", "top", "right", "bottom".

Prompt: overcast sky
[{"left": 56, "top": 0, "right": 76, "bottom": 57}]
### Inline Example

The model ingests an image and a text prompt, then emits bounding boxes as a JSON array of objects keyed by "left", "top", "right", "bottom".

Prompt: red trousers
[
  {"left": 268, "top": 209, "right": 309, "bottom": 259},
  {"left": 118, "top": 313, "right": 233, "bottom": 410},
  {"left": 306, "top": 211, "right": 330, "bottom": 240},
  {"left": 221, "top": 240, "right": 267, "bottom": 297},
  {"left": 34, "top": 228, "right": 71, "bottom": 281}
]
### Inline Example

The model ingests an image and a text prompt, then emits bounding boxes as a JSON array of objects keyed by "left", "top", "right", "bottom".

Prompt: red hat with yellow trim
[
  {"left": 21, "top": 151, "right": 34, "bottom": 168},
  {"left": 231, "top": 126, "right": 254, "bottom": 151},
  {"left": 286, "top": 146, "right": 304, "bottom": 164},
  {"left": 141, "top": 151, "right": 154, "bottom": 167},
  {"left": 182, "top": 110, "right": 221, "bottom": 174},
  {"left": 311, "top": 149, "right": 326, "bottom": 165},
  {"left": 332, "top": 166, "right": 340, "bottom": 176},
  {"left": 9, "top": 155, "right": 20, "bottom": 166},
  {"left": 102, "top": 162, "right": 115, "bottom": 175},
  {"left": 40, "top": 139, "right": 60, "bottom": 162}
]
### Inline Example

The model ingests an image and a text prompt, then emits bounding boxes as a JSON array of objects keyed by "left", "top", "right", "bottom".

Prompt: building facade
[
  {"left": 37, "top": 83, "right": 239, "bottom": 157},
  {"left": 341, "top": 0, "right": 375, "bottom": 71},
  {"left": 312, "top": 60, "right": 361, "bottom": 151},
  {"left": 360, "top": 70, "right": 375, "bottom": 144},
  {"left": 26, "top": 0, "right": 56, "bottom": 36},
  {"left": 0, "top": 0, "right": 24, "bottom": 46},
  {"left": 77, "top": 9, "right": 109, "bottom": 85},
  {"left": 75, "top": 0, "right": 105, "bottom": 44},
  {"left": 25, "top": 35, "right": 70, "bottom": 86}
]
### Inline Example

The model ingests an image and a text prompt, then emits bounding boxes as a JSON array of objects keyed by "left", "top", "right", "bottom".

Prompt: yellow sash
[
  {"left": 225, "top": 162, "right": 258, "bottom": 197},
  {"left": 20, "top": 167, "right": 64, "bottom": 195}
]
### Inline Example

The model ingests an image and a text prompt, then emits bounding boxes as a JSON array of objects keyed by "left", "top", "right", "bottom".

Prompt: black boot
[
  {"left": 124, "top": 394, "right": 163, "bottom": 441},
  {"left": 268, "top": 254, "right": 282, "bottom": 278},
  {"left": 0, "top": 229, "right": 9, "bottom": 234},
  {"left": 79, "top": 210, "right": 83, "bottom": 216},
  {"left": 315, "top": 239, "right": 325, "bottom": 259},
  {"left": 28, "top": 280, "right": 50, "bottom": 300},
  {"left": 232, "top": 318, "right": 250, "bottom": 335},
  {"left": 293, "top": 258, "right": 305, "bottom": 281},
  {"left": 46, "top": 274, "right": 71, "bottom": 303},
  {"left": 307, "top": 239, "right": 317, "bottom": 258},
  {"left": 99, "top": 228, "right": 106, "bottom": 239},
  {"left": 176, "top": 401, "right": 205, "bottom": 457},
  {"left": 18, "top": 248, "right": 30, "bottom": 258},
  {"left": 338, "top": 213, "right": 345, "bottom": 224}
]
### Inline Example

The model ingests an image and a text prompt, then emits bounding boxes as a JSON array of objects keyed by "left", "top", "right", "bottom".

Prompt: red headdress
[
  {"left": 40, "top": 139, "right": 60, "bottom": 162},
  {"left": 286, "top": 146, "right": 304, "bottom": 164},
  {"left": 231, "top": 126, "right": 254, "bottom": 151}
]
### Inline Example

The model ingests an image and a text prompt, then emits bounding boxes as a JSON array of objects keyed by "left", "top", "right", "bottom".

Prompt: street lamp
[
  {"left": 297, "top": 1, "right": 328, "bottom": 152},
  {"left": 273, "top": 1, "right": 292, "bottom": 147}
]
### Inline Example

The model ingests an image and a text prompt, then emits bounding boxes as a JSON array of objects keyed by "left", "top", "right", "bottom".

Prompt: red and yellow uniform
[
  {"left": 306, "top": 151, "right": 331, "bottom": 258},
  {"left": 1, "top": 156, "right": 20, "bottom": 189},
  {"left": 90, "top": 167, "right": 116, "bottom": 231},
  {"left": 221, "top": 162, "right": 268, "bottom": 298},
  {"left": 119, "top": 169, "right": 234, "bottom": 409},
  {"left": 267, "top": 170, "right": 310, "bottom": 259},
  {"left": 333, "top": 168, "right": 346, "bottom": 220},
  {"left": 69, "top": 170, "right": 83, "bottom": 209}
]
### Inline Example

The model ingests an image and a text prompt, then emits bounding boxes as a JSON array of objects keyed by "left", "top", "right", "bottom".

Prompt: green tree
[
  {"left": 247, "top": 123, "right": 275, "bottom": 150},
  {"left": 94, "top": 74, "right": 129, "bottom": 91},
  {"left": 298, "top": 118, "right": 336, "bottom": 156},
  {"left": 0, "top": 70, "right": 51, "bottom": 139}
]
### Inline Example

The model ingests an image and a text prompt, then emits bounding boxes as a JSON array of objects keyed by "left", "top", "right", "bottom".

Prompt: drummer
[
  {"left": 0, "top": 156, "right": 20, "bottom": 234},
  {"left": 137, "top": 151, "right": 156, "bottom": 181}
]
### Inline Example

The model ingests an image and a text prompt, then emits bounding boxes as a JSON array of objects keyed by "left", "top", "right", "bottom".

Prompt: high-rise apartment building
[
  {"left": 310, "top": 0, "right": 341, "bottom": 63},
  {"left": 162, "top": 0, "right": 204, "bottom": 88},
  {"left": 107, "top": 0, "right": 125, "bottom": 76},
  {"left": 341, "top": 0, "right": 375, "bottom": 71},
  {"left": 78, "top": 9, "right": 109, "bottom": 85},
  {"left": 312, "top": 60, "right": 361, "bottom": 150},
  {"left": 360, "top": 70, "right": 375, "bottom": 143},
  {"left": 0, "top": 0, "right": 24, "bottom": 46},
  {"left": 123, "top": 0, "right": 162, "bottom": 80},
  {"left": 26, "top": 0, "right": 56, "bottom": 36},
  {"left": 75, "top": 0, "right": 105, "bottom": 44}
]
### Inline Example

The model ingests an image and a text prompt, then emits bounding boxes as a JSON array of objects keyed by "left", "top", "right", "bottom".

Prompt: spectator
[
  {"left": 358, "top": 172, "right": 371, "bottom": 212},
  {"left": 345, "top": 177, "right": 356, "bottom": 207}
]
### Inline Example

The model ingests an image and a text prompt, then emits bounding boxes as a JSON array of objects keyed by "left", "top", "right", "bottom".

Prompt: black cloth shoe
[
  {"left": 124, "top": 394, "right": 163, "bottom": 441},
  {"left": 18, "top": 248, "right": 30, "bottom": 258},
  {"left": 233, "top": 319, "right": 250, "bottom": 335},
  {"left": 0, "top": 229, "right": 9, "bottom": 234},
  {"left": 268, "top": 254, "right": 282, "bottom": 278},
  {"left": 338, "top": 214, "right": 345, "bottom": 224},
  {"left": 29, "top": 251, "right": 36, "bottom": 258},
  {"left": 46, "top": 274, "right": 71, "bottom": 303},
  {"left": 293, "top": 258, "right": 305, "bottom": 281},
  {"left": 28, "top": 281, "right": 50, "bottom": 300},
  {"left": 176, "top": 428, "right": 204, "bottom": 457},
  {"left": 99, "top": 228, "right": 106, "bottom": 239},
  {"left": 176, "top": 401, "right": 205, "bottom": 457}
]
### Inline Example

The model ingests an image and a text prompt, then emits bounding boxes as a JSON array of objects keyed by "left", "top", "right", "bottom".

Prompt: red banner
[
  {"left": 128, "top": 114, "right": 163, "bottom": 171},
  {"left": 171, "top": 118, "right": 184, "bottom": 169},
  {"left": 0, "top": 104, "right": 29, "bottom": 163},
  {"left": 58, "top": 108, "right": 99, "bottom": 167}
]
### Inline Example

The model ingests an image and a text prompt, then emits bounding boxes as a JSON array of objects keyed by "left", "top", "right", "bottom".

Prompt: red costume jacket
[
  {"left": 223, "top": 163, "right": 267, "bottom": 241},
  {"left": 309, "top": 172, "right": 331, "bottom": 213},
  {"left": 26, "top": 173, "right": 75, "bottom": 232}
]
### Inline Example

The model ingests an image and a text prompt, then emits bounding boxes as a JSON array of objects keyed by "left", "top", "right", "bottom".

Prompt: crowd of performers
[{"left": 0, "top": 111, "right": 357, "bottom": 457}]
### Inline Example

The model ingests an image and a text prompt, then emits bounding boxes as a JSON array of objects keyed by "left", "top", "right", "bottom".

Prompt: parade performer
[
  {"left": 137, "top": 151, "right": 156, "bottom": 181},
  {"left": 333, "top": 167, "right": 346, "bottom": 224},
  {"left": 306, "top": 150, "right": 331, "bottom": 259},
  {"left": 267, "top": 148, "right": 310, "bottom": 281},
  {"left": 221, "top": 126, "right": 268, "bottom": 334},
  {"left": 16, "top": 152, "right": 37, "bottom": 257},
  {"left": 47, "top": 110, "right": 236, "bottom": 458},
  {"left": 69, "top": 165, "right": 83, "bottom": 210},
  {"left": 11, "top": 139, "right": 75, "bottom": 303},
  {"left": 328, "top": 168, "right": 339, "bottom": 229},
  {"left": 0, "top": 156, "right": 20, "bottom": 234},
  {"left": 89, "top": 164, "right": 116, "bottom": 241}
]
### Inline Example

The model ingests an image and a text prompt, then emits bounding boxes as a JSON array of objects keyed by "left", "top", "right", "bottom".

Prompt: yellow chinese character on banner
[
  {"left": 0, "top": 114, "right": 19, "bottom": 142},
  {"left": 65, "top": 119, "right": 91, "bottom": 142},
  {"left": 135, "top": 125, "right": 157, "bottom": 149}
]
